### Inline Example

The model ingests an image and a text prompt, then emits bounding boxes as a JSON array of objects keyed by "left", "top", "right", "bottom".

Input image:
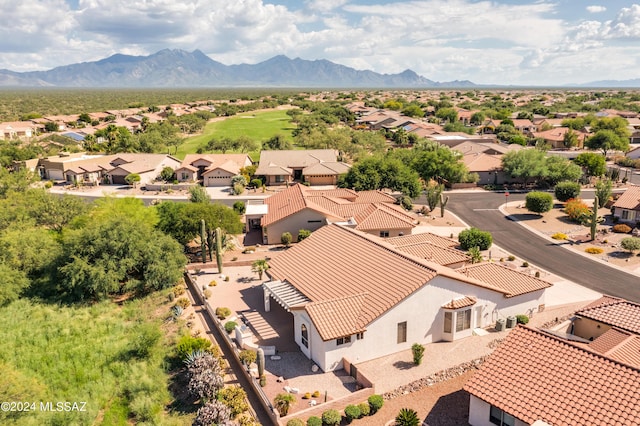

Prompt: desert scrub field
[
  {"left": 0, "top": 290, "right": 193, "bottom": 426},
  {"left": 176, "top": 109, "right": 296, "bottom": 160}
]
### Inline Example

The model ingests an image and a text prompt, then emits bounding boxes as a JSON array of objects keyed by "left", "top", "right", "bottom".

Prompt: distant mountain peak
[{"left": 0, "top": 49, "right": 476, "bottom": 88}]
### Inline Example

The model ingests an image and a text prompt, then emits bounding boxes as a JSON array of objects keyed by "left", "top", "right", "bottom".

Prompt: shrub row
[{"left": 285, "top": 394, "right": 384, "bottom": 426}]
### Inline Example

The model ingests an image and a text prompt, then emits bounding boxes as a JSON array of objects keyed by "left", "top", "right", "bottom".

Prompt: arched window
[{"left": 301, "top": 324, "right": 309, "bottom": 348}]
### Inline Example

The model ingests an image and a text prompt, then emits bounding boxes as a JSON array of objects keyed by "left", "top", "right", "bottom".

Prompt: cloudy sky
[{"left": 2, "top": 0, "right": 640, "bottom": 85}]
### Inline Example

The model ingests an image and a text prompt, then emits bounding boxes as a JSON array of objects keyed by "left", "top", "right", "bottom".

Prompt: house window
[
  {"left": 444, "top": 312, "right": 452, "bottom": 333},
  {"left": 356, "top": 332, "right": 364, "bottom": 340},
  {"left": 379, "top": 231, "right": 390, "bottom": 238},
  {"left": 275, "top": 175, "right": 285, "bottom": 183},
  {"left": 622, "top": 210, "right": 629, "bottom": 220},
  {"left": 489, "top": 405, "right": 515, "bottom": 426},
  {"left": 397, "top": 321, "right": 407, "bottom": 343},
  {"left": 456, "top": 309, "right": 472, "bottom": 332},
  {"left": 181, "top": 172, "right": 189, "bottom": 180},
  {"left": 301, "top": 324, "right": 308, "bottom": 348},
  {"left": 336, "top": 335, "right": 351, "bottom": 346}
]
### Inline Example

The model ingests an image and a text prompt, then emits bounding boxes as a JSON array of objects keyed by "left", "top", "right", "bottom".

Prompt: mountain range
[{"left": 0, "top": 49, "right": 476, "bottom": 88}]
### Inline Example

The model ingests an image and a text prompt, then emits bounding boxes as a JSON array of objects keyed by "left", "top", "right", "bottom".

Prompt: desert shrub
[
  {"left": 209, "top": 280, "right": 217, "bottom": 286},
  {"left": 312, "top": 390, "right": 320, "bottom": 398},
  {"left": 217, "top": 386, "right": 249, "bottom": 417},
  {"left": 306, "top": 416, "right": 322, "bottom": 426},
  {"left": 621, "top": 237, "right": 640, "bottom": 253},
  {"left": 232, "top": 183, "right": 244, "bottom": 195},
  {"left": 358, "top": 402, "right": 371, "bottom": 417},
  {"left": 551, "top": 233, "right": 567, "bottom": 240},
  {"left": 215, "top": 307, "right": 231, "bottom": 319},
  {"left": 613, "top": 224, "right": 632, "bottom": 233},
  {"left": 458, "top": 227, "right": 492, "bottom": 250},
  {"left": 411, "top": 343, "right": 425, "bottom": 365},
  {"left": 274, "top": 393, "right": 296, "bottom": 417},
  {"left": 233, "top": 201, "right": 246, "bottom": 215},
  {"left": 516, "top": 314, "right": 529, "bottom": 324},
  {"left": 554, "top": 181, "right": 581, "bottom": 202},
  {"left": 168, "top": 292, "right": 175, "bottom": 302},
  {"left": 44, "top": 180, "right": 53, "bottom": 189},
  {"left": 286, "top": 420, "right": 305, "bottom": 426},
  {"left": 250, "top": 178, "right": 263, "bottom": 189},
  {"left": 173, "top": 285, "right": 186, "bottom": 296},
  {"left": 176, "top": 335, "right": 212, "bottom": 360},
  {"left": 243, "top": 246, "right": 256, "bottom": 253},
  {"left": 203, "top": 289, "right": 212, "bottom": 299},
  {"left": 302, "top": 392, "right": 311, "bottom": 399},
  {"left": 585, "top": 247, "right": 604, "bottom": 254},
  {"left": 399, "top": 195, "right": 413, "bottom": 211},
  {"left": 239, "top": 350, "right": 256, "bottom": 366},
  {"left": 507, "top": 255, "right": 516, "bottom": 261},
  {"left": 522, "top": 261, "right": 529, "bottom": 267},
  {"left": 525, "top": 191, "right": 553, "bottom": 214},
  {"left": 131, "top": 323, "right": 162, "bottom": 358},
  {"left": 176, "top": 297, "right": 191, "bottom": 309},
  {"left": 565, "top": 198, "right": 590, "bottom": 223},
  {"left": 224, "top": 276, "right": 230, "bottom": 282},
  {"left": 368, "top": 394, "right": 384, "bottom": 413},
  {"left": 321, "top": 409, "right": 342, "bottom": 426},
  {"left": 297, "top": 229, "right": 312, "bottom": 241},
  {"left": 344, "top": 404, "right": 361, "bottom": 422},
  {"left": 224, "top": 321, "right": 237, "bottom": 333},
  {"left": 281, "top": 232, "right": 292, "bottom": 247}
]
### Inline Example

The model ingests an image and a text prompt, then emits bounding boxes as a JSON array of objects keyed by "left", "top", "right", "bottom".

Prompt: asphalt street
[{"left": 442, "top": 191, "right": 640, "bottom": 303}]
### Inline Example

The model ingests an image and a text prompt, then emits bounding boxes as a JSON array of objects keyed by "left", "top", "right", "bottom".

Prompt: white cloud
[
  {"left": 305, "top": 0, "right": 348, "bottom": 13},
  {"left": 586, "top": 5, "right": 606, "bottom": 13}
]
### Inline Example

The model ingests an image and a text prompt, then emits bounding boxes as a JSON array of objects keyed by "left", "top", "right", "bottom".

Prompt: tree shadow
[
  {"left": 392, "top": 360, "right": 415, "bottom": 370},
  {"left": 424, "top": 389, "right": 470, "bottom": 426}
]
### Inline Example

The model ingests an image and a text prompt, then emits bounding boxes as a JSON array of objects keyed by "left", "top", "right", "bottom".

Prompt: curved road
[{"left": 444, "top": 191, "right": 640, "bottom": 303}]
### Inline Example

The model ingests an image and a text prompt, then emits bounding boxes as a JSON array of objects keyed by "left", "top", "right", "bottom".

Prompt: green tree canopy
[
  {"left": 338, "top": 156, "right": 422, "bottom": 198},
  {"left": 501, "top": 149, "right": 548, "bottom": 185},
  {"left": 156, "top": 202, "right": 243, "bottom": 245},
  {"left": 585, "top": 129, "right": 630, "bottom": 156},
  {"left": 574, "top": 152, "right": 607, "bottom": 177}
]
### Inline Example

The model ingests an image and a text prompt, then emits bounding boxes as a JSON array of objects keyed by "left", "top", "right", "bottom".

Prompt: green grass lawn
[
  {"left": 175, "top": 109, "right": 296, "bottom": 160},
  {"left": 0, "top": 292, "right": 193, "bottom": 426}
]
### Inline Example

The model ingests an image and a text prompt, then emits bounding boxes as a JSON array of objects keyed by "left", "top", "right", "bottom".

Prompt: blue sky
[{"left": 1, "top": 0, "right": 639, "bottom": 85}]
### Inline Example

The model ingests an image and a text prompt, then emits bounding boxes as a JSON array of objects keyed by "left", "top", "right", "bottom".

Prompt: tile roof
[
  {"left": 391, "top": 240, "right": 470, "bottom": 267},
  {"left": 267, "top": 224, "right": 441, "bottom": 339},
  {"left": 387, "top": 232, "right": 459, "bottom": 248},
  {"left": 302, "top": 161, "right": 351, "bottom": 176},
  {"left": 588, "top": 328, "right": 640, "bottom": 368},
  {"left": 442, "top": 296, "right": 476, "bottom": 309},
  {"left": 460, "top": 262, "right": 552, "bottom": 298},
  {"left": 462, "top": 153, "right": 503, "bottom": 172},
  {"left": 353, "top": 190, "right": 397, "bottom": 204},
  {"left": 576, "top": 297, "right": 640, "bottom": 334},
  {"left": 612, "top": 185, "right": 640, "bottom": 211},
  {"left": 261, "top": 184, "right": 417, "bottom": 232},
  {"left": 304, "top": 294, "right": 369, "bottom": 340},
  {"left": 266, "top": 225, "right": 547, "bottom": 340},
  {"left": 464, "top": 326, "right": 640, "bottom": 426},
  {"left": 182, "top": 154, "right": 252, "bottom": 170},
  {"left": 256, "top": 149, "right": 339, "bottom": 170},
  {"left": 308, "top": 188, "right": 358, "bottom": 201}
]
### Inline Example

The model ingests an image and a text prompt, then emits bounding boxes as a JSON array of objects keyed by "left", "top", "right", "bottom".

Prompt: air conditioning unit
[
  {"left": 495, "top": 318, "right": 506, "bottom": 331},
  {"left": 506, "top": 316, "right": 517, "bottom": 328}
]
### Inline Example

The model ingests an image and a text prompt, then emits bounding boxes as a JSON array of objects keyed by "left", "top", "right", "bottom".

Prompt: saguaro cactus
[
  {"left": 583, "top": 195, "right": 602, "bottom": 241},
  {"left": 215, "top": 227, "right": 223, "bottom": 274},
  {"left": 256, "top": 347, "right": 265, "bottom": 378},
  {"left": 439, "top": 193, "right": 449, "bottom": 218},
  {"left": 200, "top": 219, "right": 207, "bottom": 264}
]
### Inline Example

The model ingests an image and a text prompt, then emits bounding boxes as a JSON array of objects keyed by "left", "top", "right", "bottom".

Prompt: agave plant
[
  {"left": 193, "top": 401, "right": 233, "bottom": 426},
  {"left": 395, "top": 407, "right": 420, "bottom": 426}
]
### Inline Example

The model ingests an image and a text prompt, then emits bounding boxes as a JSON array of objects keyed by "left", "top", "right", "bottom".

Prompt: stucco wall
[
  {"left": 265, "top": 209, "right": 332, "bottom": 244},
  {"left": 468, "top": 395, "right": 529, "bottom": 426},
  {"left": 298, "top": 274, "right": 546, "bottom": 372},
  {"left": 572, "top": 317, "right": 611, "bottom": 341}
]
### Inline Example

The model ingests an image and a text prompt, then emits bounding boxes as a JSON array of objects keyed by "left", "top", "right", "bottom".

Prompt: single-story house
[
  {"left": 569, "top": 295, "right": 640, "bottom": 341},
  {"left": 255, "top": 149, "right": 350, "bottom": 186},
  {"left": 106, "top": 154, "right": 181, "bottom": 185},
  {"left": 175, "top": 154, "right": 253, "bottom": 186},
  {"left": 464, "top": 325, "right": 640, "bottom": 426},
  {"left": 531, "top": 127, "right": 587, "bottom": 149},
  {"left": 387, "top": 233, "right": 469, "bottom": 268},
  {"left": 262, "top": 224, "right": 551, "bottom": 372},
  {"left": 259, "top": 184, "right": 415, "bottom": 244},
  {"left": 0, "top": 121, "right": 39, "bottom": 140},
  {"left": 611, "top": 185, "right": 640, "bottom": 224},
  {"left": 462, "top": 153, "right": 507, "bottom": 186}
]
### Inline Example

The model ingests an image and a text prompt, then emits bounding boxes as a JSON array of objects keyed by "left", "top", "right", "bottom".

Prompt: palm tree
[
  {"left": 251, "top": 259, "right": 269, "bottom": 280},
  {"left": 273, "top": 393, "right": 295, "bottom": 416}
]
